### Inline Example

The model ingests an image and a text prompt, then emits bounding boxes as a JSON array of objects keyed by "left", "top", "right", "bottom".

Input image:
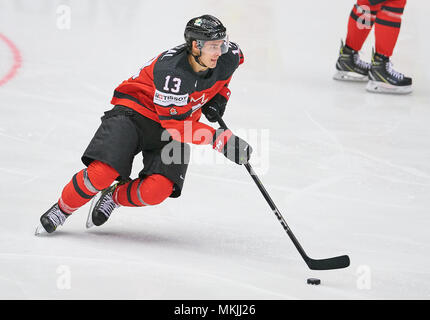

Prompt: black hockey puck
[{"left": 307, "top": 278, "right": 321, "bottom": 285}]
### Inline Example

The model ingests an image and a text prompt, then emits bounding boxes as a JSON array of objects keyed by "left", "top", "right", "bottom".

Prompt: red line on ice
[{"left": 0, "top": 33, "right": 22, "bottom": 86}]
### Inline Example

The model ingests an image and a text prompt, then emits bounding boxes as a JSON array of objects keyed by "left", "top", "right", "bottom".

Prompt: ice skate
[
  {"left": 86, "top": 184, "right": 120, "bottom": 229},
  {"left": 333, "top": 40, "right": 371, "bottom": 82},
  {"left": 35, "top": 203, "right": 70, "bottom": 235},
  {"left": 366, "top": 50, "right": 412, "bottom": 94}
]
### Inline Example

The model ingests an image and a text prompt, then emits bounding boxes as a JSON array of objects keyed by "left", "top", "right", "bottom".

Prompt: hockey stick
[{"left": 216, "top": 115, "right": 350, "bottom": 270}]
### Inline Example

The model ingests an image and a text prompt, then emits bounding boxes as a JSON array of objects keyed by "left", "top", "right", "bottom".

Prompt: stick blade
[{"left": 306, "top": 255, "right": 350, "bottom": 270}]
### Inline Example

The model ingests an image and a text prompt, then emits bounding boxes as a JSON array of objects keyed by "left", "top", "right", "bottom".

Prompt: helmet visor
[{"left": 197, "top": 36, "right": 229, "bottom": 55}]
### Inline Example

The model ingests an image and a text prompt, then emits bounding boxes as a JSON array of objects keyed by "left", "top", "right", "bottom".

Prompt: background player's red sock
[
  {"left": 114, "top": 174, "right": 173, "bottom": 207},
  {"left": 58, "top": 161, "right": 119, "bottom": 214},
  {"left": 374, "top": 0, "right": 406, "bottom": 57},
  {"left": 346, "top": 0, "right": 382, "bottom": 51}
]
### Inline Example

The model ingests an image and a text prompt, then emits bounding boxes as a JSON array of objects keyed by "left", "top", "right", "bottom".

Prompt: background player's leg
[
  {"left": 367, "top": 0, "right": 412, "bottom": 94},
  {"left": 346, "top": 0, "right": 381, "bottom": 51},
  {"left": 374, "top": 0, "right": 406, "bottom": 57},
  {"left": 334, "top": 0, "right": 382, "bottom": 81}
]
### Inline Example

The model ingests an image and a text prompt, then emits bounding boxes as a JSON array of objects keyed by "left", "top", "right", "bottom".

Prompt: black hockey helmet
[{"left": 184, "top": 15, "right": 228, "bottom": 53}]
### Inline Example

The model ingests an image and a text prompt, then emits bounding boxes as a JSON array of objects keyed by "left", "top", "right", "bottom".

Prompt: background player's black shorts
[{"left": 82, "top": 105, "right": 190, "bottom": 198}]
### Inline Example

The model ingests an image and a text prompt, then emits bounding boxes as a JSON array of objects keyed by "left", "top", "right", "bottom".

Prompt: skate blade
[
  {"left": 35, "top": 224, "right": 48, "bottom": 236},
  {"left": 333, "top": 70, "right": 368, "bottom": 82},
  {"left": 86, "top": 192, "right": 101, "bottom": 229},
  {"left": 366, "top": 80, "right": 413, "bottom": 95}
]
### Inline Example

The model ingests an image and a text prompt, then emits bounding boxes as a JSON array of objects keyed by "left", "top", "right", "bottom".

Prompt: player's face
[{"left": 200, "top": 39, "right": 227, "bottom": 68}]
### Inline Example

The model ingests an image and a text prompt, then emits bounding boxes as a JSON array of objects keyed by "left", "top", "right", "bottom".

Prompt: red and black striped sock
[
  {"left": 114, "top": 174, "right": 173, "bottom": 207},
  {"left": 346, "top": 0, "right": 382, "bottom": 51},
  {"left": 375, "top": 0, "right": 406, "bottom": 57},
  {"left": 58, "top": 161, "right": 119, "bottom": 214}
]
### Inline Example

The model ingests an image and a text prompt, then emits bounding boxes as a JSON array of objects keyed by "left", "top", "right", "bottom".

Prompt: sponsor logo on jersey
[
  {"left": 154, "top": 90, "right": 188, "bottom": 107},
  {"left": 169, "top": 107, "right": 178, "bottom": 115}
]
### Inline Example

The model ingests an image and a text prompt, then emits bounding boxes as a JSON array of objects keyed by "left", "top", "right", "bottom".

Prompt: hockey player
[
  {"left": 334, "top": 0, "right": 412, "bottom": 94},
  {"left": 36, "top": 15, "right": 252, "bottom": 235}
]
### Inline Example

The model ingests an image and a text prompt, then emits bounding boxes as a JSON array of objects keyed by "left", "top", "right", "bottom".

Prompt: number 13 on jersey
[{"left": 163, "top": 75, "right": 182, "bottom": 93}]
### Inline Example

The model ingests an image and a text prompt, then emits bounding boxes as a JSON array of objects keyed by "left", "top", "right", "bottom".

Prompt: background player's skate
[
  {"left": 366, "top": 50, "right": 412, "bottom": 94},
  {"left": 336, "top": 0, "right": 412, "bottom": 93},
  {"left": 333, "top": 40, "right": 371, "bottom": 82}
]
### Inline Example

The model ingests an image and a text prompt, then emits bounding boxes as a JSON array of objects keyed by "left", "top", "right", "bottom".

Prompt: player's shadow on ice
[{"left": 53, "top": 228, "right": 197, "bottom": 250}]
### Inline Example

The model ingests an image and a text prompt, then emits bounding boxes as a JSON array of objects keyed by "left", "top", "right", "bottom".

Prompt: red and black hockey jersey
[{"left": 111, "top": 42, "right": 244, "bottom": 145}]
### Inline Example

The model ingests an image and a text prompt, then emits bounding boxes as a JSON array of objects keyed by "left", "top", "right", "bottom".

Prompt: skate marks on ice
[
  {"left": 303, "top": 107, "right": 430, "bottom": 184},
  {"left": 0, "top": 247, "right": 297, "bottom": 299}
]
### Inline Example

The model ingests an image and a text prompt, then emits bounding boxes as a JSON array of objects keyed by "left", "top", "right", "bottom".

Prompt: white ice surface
[{"left": 0, "top": 0, "right": 429, "bottom": 299}]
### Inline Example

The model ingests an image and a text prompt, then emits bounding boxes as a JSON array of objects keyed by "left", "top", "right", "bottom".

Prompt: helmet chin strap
[{"left": 192, "top": 49, "right": 208, "bottom": 68}]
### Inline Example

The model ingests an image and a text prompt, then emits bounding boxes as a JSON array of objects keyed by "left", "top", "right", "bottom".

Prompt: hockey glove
[
  {"left": 213, "top": 128, "right": 252, "bottom": 165},
  {"left": 202, "top": 86, "right": 230, "bottom": 122}
]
